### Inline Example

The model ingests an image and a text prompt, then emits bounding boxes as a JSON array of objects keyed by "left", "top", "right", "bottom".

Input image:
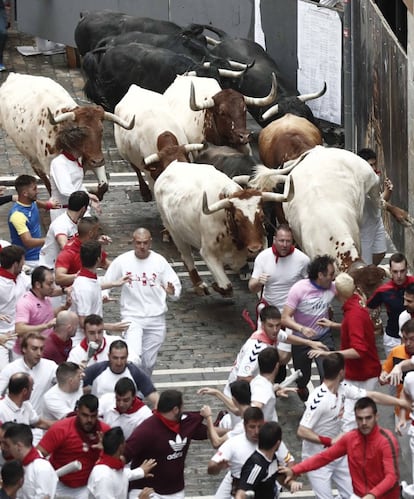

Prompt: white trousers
[
  {"left": 123, "top": 314, "right": 166, "bottom": 376},
  {"left": 214, "top": 471, "right": 233, "bottom": 499},
  {"left": 0, "top": 345, "right": 11, "bottom": 371},
  {"left": 306, "top": 455, "right": 353, "bottom": 499},
  {"left": 129, "top": 489, "right": 184, "bottom": 499}
]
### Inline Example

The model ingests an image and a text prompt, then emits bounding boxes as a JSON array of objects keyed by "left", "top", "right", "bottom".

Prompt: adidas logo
[{"left": 168, "top": 434, "right": 188, "bottom": 452}]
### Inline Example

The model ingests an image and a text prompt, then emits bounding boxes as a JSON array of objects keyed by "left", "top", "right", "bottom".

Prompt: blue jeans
[{"left": 0, "top": 8, "right": 7, "bottom": 65}]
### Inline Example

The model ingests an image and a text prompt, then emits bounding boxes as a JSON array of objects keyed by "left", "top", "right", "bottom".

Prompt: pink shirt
[{"left": 14, "top": 291, "right": 54, "bottom": 353}]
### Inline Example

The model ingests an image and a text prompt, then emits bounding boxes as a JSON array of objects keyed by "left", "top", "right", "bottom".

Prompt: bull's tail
[{"left": 250, "top": 164, "right": 282, "bottom": 191}]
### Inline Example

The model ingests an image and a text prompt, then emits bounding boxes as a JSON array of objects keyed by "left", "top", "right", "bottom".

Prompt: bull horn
[
  {"left": 244, "top": 73, "right": 277, "bottom": 107},
  {"left": 261, "top": 104, "right": 279, "bottom": 121},
  {"left": 184, "top": 143, "right": 205, "bottom": 153},
  {"left": 185, "top": 70, "right": 197, "bottom": 76},
  {"left": 104, "top": 112, "right": 135, "bottom": 130},
  {"left": 261, "top": 175, "right": 294, "bottom": 202},
  {"left": 297, "top": 82, "right": 327, "bottom": 102},
  {"left": 47, "top": 108, "right": 75, "bottom": 125},
  {"left": 144, "top": 153, "right": 160, "bottom": 165},
  {"left": 190, "top": 82, "right": 215, "bottom": 111},
  {"left": 228, "top": 59, "right": 254, "bottom": 70},
  {"left": 232, "top": 175, "right": 251, "bottom": 186},
  {"left": 205, "top": 36, "right": 220, "bottom": 46},
  {"left": 202, "top": 192, "right": 231, "bottom": 214},
  {"left": 217, "top": 68, "right": 245, "bottom": 78}
]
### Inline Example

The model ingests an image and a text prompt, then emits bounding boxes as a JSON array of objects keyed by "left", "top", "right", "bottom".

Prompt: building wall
[{"left": 406, "top": 8, "right": 414, "bottom": 265}]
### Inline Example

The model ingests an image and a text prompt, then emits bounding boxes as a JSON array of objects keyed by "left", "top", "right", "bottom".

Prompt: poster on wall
[
  {"left": 297, "top": 0, "right": 342, "bottom": 124},
  {"left": 254, "top": 0, "right": 266, "bottom": 49}
]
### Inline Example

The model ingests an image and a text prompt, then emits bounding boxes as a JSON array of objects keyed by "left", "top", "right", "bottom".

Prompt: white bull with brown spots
[
  {"left": 0, "top": 73, "right": 134, "bottom": 198},
  {"left": 154, "top": 161, "right": 293, "bottom": 296}
]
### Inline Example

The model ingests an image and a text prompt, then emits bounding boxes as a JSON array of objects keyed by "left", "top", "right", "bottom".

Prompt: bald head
[
  {"left": 55, "top": 310, "right": 79, "bottom": 339},
  {"left": 133, "top": 228, "right": 152, "bottom": 259}
]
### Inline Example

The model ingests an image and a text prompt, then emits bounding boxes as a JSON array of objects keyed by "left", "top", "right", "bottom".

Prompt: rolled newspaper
[
  {"left": 279, "top": 369, "right": 303, "bottom": 388},
  {"left": 87, "top": 341, "right": 100, "bottom": 361},
  {"left": 56, "top": 460, "right": 82, "bottom": 477}
]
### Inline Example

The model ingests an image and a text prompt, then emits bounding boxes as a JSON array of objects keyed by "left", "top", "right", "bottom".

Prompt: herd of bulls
[{"left": 0, "top": 9, "right": 411, "bottom": 296}]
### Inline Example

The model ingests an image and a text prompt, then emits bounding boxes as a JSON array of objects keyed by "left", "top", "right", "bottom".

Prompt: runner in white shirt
[
  {"left": 99, "top": 377, "right": 152, "bottom": 439},
  {"left": 3, "top": 423, "right": 58, "bottom": 499},
  {"left": 298, "top": 353, "right": 410, "bottom": 499},
  {"left": 68, "top": 315, "right": 115, "bottom": 367},
  {"left": 39, "top": 190, "right": 89, "bottom": 268},
  {"left": 87, "top": 427, "right": 156, "bottom": 499},
  {"left": 0, "top": 334, "right": 57, "bottom": 414},
  {"left": 399, "top": 284, "right": 414, "bottom": 335},
  {"left": 102, "top": 228, "right": 181, "bottom": 376},
  {"left": 0, "top": 245, "right": 29, "bottom": 369},
  {"left": 249, "top": 225, "right": 310, "bottom": 367},
  {"left": 70, "top": 241, "right": 130, "bottom": 347},
  {"left": 208, "top": 407, "right": 294, "bottom": 499},
  {"left": 42, "top": 362, "right": 83, "bottom": 420}
]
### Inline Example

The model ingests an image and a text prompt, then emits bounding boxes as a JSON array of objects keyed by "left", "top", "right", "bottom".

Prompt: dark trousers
[
  {"left": 291, "top": 331, "right": 335, "bottom": 389},
  {"left": 0, "top": 9, "right": 7, "bottom": 64}
]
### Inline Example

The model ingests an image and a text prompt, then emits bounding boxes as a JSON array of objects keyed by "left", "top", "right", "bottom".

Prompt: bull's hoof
[
  {"left": 239, "top": 263, "right": 251, "bottom": 281},
  {"left": 212, "top": 282, "right": 233, "bottom": 297},
  {"left": 96, "top": 183, "right": 109, "bottom": 201},
  {"left": 194, "top": 283, "right": 210, "bottom": 296},
  {"left": 162, "top": 229, "right": 171, "bottom": 243}
]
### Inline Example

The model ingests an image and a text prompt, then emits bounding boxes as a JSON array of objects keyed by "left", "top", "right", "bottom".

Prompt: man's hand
[
  {"left": 46, "top": 318, "right": 57, "bottom": 329},
  {"left": 107, "top": 321, "right": 130, "bottom": 333},
  {"left": 257, "top": 273, "right": 270, "bottom": 285},
  {"left": 379, "top": 370, "right": 390, "bottom": 385},
  {"left": 0, "top": 331, "right": 17, "bottom": 347},
  {"left": 278, "top": 466, "right": 295, "bottom": 484},
  {"left": 300, "top": 326, "right": 316, "bottom": 338},
  {"left": 162, "top": 282, "right": 175, "bottom": 295},
  {"left": 387, "top": 365, "right": 403, "bottom": 386},
  {"left": 275, "top": 386, "right": 297, "bottom": 398},
  {"left": 89, "top": 194, "right": 102, "bottom": 214},
  {"left": 289, "top": 480, "right": 303, "bottom": 493},
  {"left": 139, "top": 488, "right": 155, "bottom": 499},
  {"left": 308, "top": 349, "right": 329, "bottom": 359},
  {"left": 396, "top": 418, "right": 408, "bottom": 436},
  {"left": 98, "top": 234, "right": 112, "bottom": 245},
  {"left": 113, "top": 274, "right": 133, "bottom": 287},
  {"left": 197, "top": 387, "right": 219, "bottom": 397},
  {"left": 139, "top": 458, "right": 157, "bottom": 477},
  {"left": 0, "top": 314, "right": 11, "bottom": 323},
  {"left": 309, "top": 340, "right": 329, "bottom": 351},
  {"left": 200, "top": 404, "right": 213, "bottom": 419}
]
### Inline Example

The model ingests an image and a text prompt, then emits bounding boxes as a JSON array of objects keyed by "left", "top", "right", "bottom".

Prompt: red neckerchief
[
  {"left": 272, "top": 244, "right": 295, "bottom": 263},
  {"left": 22, "top": 447, "right": 42, "bottom": 466},
  {"left": 96, "top": 452, "right": 124, "bottom": 470},
  {"left": 80, "top": 337, "right": 106, "bottom": 360},
  {"left": 78, "top": 268, "right": 98, "bottom": 280},
  {"left": 251, "top": 329, "right": 275, "bottom": 346},
  {"left": 153, "top": 409, "right": 180, "bottom": 434},
  {"left": 115, "top": 396, "right": 145, "bottom": 415},
  {"left": 75, "top": 416, "right": 101, "bottom": 447},
  {"left": 62, "top": 151, "right": 83, "bottom": 168},
  {"left": 0, "top": 268, "right": 17, "bottom": 282}
]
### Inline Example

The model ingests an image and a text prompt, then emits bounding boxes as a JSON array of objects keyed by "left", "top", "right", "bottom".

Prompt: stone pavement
[{"left": 0, "top": 29, "right": 411, "bottom": 496}]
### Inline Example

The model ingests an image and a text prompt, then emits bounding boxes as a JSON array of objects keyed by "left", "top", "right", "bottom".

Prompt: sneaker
[
  {"left": 297, "top": 387, "right": 309, "bottom": 402},
  {"left": 0, "top": 64, "right": 5, "bottom": 72}
]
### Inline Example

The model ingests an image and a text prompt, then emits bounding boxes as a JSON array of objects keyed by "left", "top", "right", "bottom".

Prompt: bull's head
[
  {"left": 202, "top": 185, "right": 293, "bottom": 253},
  {"left": 189, "top": 73, "right": 277, "bottom": 149},
  {"left": 47, "top": 106, "right": 134, "bottom": 170}
]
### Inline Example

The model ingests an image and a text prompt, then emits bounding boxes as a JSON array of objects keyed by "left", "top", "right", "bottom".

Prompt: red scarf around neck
[
  {"left": 115, "top": 396, "right": 145, "bottom": 415},
  {"left": 80, "top": 337, "right": 106, "bottom": 360},
  {"left": 78, "top": 268, "right": 98, "bottom": 280},
  {"left": 251, "top": 329, "right": 275, "bottom": 346},
  {"left": 96, "top": 452, "right": 124, "bottom": 470},
  {"left": 272, "top": 244, "right": 295, "bottom": 263},
  {"left": 0, "top": 268, "right": 17, "bottom": 282},
  {"left": 22, "top": 446, "right": 42, "bottom": 466},
  {"left": 62, "top": 151, "right": 82, "bottom": 168},
  {"left": 153, "top": 409, "right": 180, "bottom": 434}
]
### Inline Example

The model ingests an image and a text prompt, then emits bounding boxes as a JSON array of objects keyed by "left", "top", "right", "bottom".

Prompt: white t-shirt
[
  {"left": 102, "top": 250, "right": 181, "bottom": 318},
  {"left": 87, "top": 463, "right": 144, "bottom": 499},
  {"left": 70, "top": 274, "right": 103, "bottom": 344},
  {"left": 68, "top": 333, "right": 115, "bottom": 367},
  {"left": 0, "top": 358, "right": 57, "bottom": 413},
  {"left": 250, "top": 374, "right": 277, "bottom": 422},
  {"left": 50, "top": 153, "right": 86, "bottom": 221},
  {"left": 251, "top": 247, "right": 309, "bottom": 310},
  {"left": 20, "top": 453, "right": 58, "bottom": 499},
  {"left": 300, "top": 381, "right": 366, "bottom": 457},
  {"left": 99, "top": 392, "right": 152, "bottom": 439},
  {"left": 211, "top": 432, "right": 293, "bottom": 478},
  {"left": 39, "top": 212, "right": 77, "bottom": 268},
  {"left": 0, "top": 272, "right": 30, "bottom": 339},
  {"left": 41, "top": 384, "right": 83, "bottom": 420},
  {"left": 0, "top": 396, "right": 39, "bottom": 425}
]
